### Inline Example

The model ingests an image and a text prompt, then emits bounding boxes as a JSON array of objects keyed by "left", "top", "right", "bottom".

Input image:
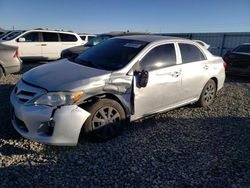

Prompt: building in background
[{"left": 159, "top": 32, "right": 250, "bottom": 56}]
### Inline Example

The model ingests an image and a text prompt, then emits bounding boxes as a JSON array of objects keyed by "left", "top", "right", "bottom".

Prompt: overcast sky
[{"left": 0, "top": 0, "right": 250, "bottom": 34}]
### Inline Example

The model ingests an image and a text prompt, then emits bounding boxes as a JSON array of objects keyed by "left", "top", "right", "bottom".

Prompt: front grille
[{"left": 15, "top": 86, "right": 36, "bottom": 103}]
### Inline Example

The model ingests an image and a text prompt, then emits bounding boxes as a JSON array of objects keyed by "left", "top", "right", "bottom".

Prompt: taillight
[
  {"left": 13, "top": 50, "right": 19, "bottom": 58},
  {"left": 223, "top": 62, "right": 227, "bottom": 69},
  {"left": 223, "top": 56, "right": 229, "bottom": 63}
]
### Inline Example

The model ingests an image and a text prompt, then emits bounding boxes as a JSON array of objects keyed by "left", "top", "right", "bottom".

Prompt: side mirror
[
  {"left": 18, "top": 37, "right": 26, "bottom": 42},
  {"left": 139, "top": 70, "right": 148, "bottom": 88}
]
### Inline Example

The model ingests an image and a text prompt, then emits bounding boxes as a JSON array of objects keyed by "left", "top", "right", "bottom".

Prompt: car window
[
  {"left": 74, "top": 38, "right": 148, "bottom": 71},
  {"left": 20, "top": 32, "right": 39, "bottom": 42},
  {"left": 179, "top": 43, "right": 206, "bottom": 63},
  {"left": 0, "top": 31, "right": 11, "bottom": 39},
  {"left": 233, "top": 45, "right": 250, "bottom": 53},
  {"left": 42, "top": 32, "right": 59, "bottom": 42},
  {"left": 85, "top": 35, "right": 112, "bottom": 47},
  {"left": 80, "top": 36, "right": 86, "bottom": 40},
  {"left": 2, "top": 31, "right": 25, "bottom": 40},
  {"left": 139, "top": 43, "right": 176, "bottom": 71},
  {"left": 60, "top": 33, "right": 77, "bottom": 42}
]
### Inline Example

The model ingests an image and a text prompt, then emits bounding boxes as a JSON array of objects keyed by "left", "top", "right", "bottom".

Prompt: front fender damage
[
  {"left": 103, "top": 73, "right": 134, "bottom": 115},
  {"left": 51, "top": 75, "right": 133, "bottom": 146},
  {"left": 52, "top": 105, "right": 90, "bottom": 146}
]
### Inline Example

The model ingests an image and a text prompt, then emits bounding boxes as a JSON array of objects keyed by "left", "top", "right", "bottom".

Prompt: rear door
[
  {"left": 132, "top": 43, "right": 182, "bottom": 120},
  {"left": 59, "top": 33, "right": 79, "bottom": 51},
  {"left": 177, "top": 43, "right": 210, "bottom": 102},
  {"left": 17, "top": 31, "right": 42, "bottom": 60},
  {"left": 41, "top": 32, "right": 61, "bottom": 60}
]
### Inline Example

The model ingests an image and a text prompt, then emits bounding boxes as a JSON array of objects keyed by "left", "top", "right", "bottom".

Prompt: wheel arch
[
  {"left": 198, "top": 77, "right": 218, "bottom": 100},
  {"left": 210, "top": 77, "right": 218, "bottom": 91},
  {"left": 79, "top": 93, "right": 131, "bottom": 118}
]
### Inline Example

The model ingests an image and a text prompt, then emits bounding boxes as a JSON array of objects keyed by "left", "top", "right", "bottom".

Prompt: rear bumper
[
  {"left": 4, "top": 58, "right": 22, "bottom": 74},
  {"left": 10, "top": 89, "right": 90, "bottom": 146}
]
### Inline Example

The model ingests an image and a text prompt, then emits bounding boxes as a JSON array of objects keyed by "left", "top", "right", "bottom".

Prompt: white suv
[
  {"left": 0, "top": 29, "right": 82, "bottom": 60},
  {"left": 79, "top": 34, "right": 96, "bottom": 44}
]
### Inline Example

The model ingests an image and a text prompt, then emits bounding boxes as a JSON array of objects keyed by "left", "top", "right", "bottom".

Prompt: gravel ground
[{"left": 0, "top": 62, "right": 250, "bottom": 188}]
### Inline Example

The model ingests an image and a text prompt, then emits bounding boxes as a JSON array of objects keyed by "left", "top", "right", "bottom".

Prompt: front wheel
[
  {"left": 197, "top": 79, "right": 217, "bottom": 107},
  {"left": 83, "top": 99, "right": 126, "bottom": 141}
]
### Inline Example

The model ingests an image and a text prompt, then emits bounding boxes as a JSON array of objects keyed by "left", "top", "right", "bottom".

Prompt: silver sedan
[
  {"left": 0, "top": 44, "right": 22, "bottom": 79},
  {"left": 10, "top": 35, "right": 226, "bottom": 145}
]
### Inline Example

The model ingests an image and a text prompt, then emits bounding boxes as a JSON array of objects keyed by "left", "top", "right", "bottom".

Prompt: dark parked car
[
  {"left": 223, "top": 43, "right": 250, "bottom": 77},
  {"left": 61, "top": 31, "right": 149, "bottom": 59}
]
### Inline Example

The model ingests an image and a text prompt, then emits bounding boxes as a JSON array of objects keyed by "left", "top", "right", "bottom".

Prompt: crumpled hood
[{"left": 22, "top": 59, "right": 111, "bottom": 91}]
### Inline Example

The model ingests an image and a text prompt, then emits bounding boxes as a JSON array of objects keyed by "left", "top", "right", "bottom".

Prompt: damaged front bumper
[{"left": 10, "top": 90, "right": 90, "bottom": 146}]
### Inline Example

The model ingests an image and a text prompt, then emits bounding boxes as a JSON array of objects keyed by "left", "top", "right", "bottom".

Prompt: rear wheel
[
  {"left": 197, "top": 79, "right": 217, "bottom": 107},
  {"left": 83, "top": 99, "right": 126, "bottom": 141}
]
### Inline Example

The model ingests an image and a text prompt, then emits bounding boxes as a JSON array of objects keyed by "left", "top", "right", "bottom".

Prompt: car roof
[
  {"left": 26, "top": 29, "right": 78, "bottom": 34},
  {"left": 113, "top": 35, "right": 187, "bottom": 43},
  {"left": 101, "top": 31, "right": 150, "bottom": 37},
  {"left": 79, "top": 34, "right": 96, "bottom": 36}
]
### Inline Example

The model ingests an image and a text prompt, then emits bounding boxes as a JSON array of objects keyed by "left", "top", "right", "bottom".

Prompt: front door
[
  {"left": 17, "top": 32, "right": 42, "bottom": 60},
  {"left": 131, "top": 43, "right": 182, "bottom": 120}
]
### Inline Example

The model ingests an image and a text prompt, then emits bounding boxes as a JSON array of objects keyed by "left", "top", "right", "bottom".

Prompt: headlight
[{"left": 33, "top": 91, "right": 84, "bottom": 106}]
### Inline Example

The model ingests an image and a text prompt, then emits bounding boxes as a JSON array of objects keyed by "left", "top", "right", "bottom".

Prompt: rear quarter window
[{"left": 179, "top": 43, "right": 206, "bottom": 63}]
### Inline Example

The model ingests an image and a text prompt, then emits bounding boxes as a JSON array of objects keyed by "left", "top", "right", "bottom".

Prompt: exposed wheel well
[
  {"left": 79, "top": 93, "right": 128, "bottom": 116},
  {"left": 210, "top": 77, "right": 218, "bottom": 91}
]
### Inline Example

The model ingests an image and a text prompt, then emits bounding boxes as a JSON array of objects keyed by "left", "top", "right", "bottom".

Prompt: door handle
[
  {"left": 41, "top": 44, "right": 47, "bottom": 46},
  {"left": 203, "top": 65, "right": 209, "bottom": 70},
  {"left": 156, "top": 70, "right": 182, "bottom": 77},
  {"left": 171, "top": 70, "right": 182, "bottom": 77}
]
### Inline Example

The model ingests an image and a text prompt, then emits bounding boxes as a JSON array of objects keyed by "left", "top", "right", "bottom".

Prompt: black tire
[
  {"left": 83, "top": 99, "right": 126, "bottom": 141},
  {"left": 197, "top": 79, "right": 217, "bottom": 107},
  {"left": 0, "top": 67, "right": 3, "bottom": 79}
]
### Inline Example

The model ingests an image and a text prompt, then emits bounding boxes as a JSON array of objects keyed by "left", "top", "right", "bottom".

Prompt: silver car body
[
  {"left": 10, "top": 35, "right": 225, "bottom": 145},
  {"left": 0, "top": 44, "right": 22, "bottom": 76}
]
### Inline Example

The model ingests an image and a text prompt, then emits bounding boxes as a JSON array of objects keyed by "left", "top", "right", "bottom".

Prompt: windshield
[
  {"left": 73, "top": 38, "right": 148, "bottom": 71},
  {"left": 84, "top": 34, "right": 112, "bottom": 47},
  {"left": 2, "top": 30, "right": 25, "bottom": 40},
  {"left": 0, "top": 31, "right": 12, "bottom": 39}
]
